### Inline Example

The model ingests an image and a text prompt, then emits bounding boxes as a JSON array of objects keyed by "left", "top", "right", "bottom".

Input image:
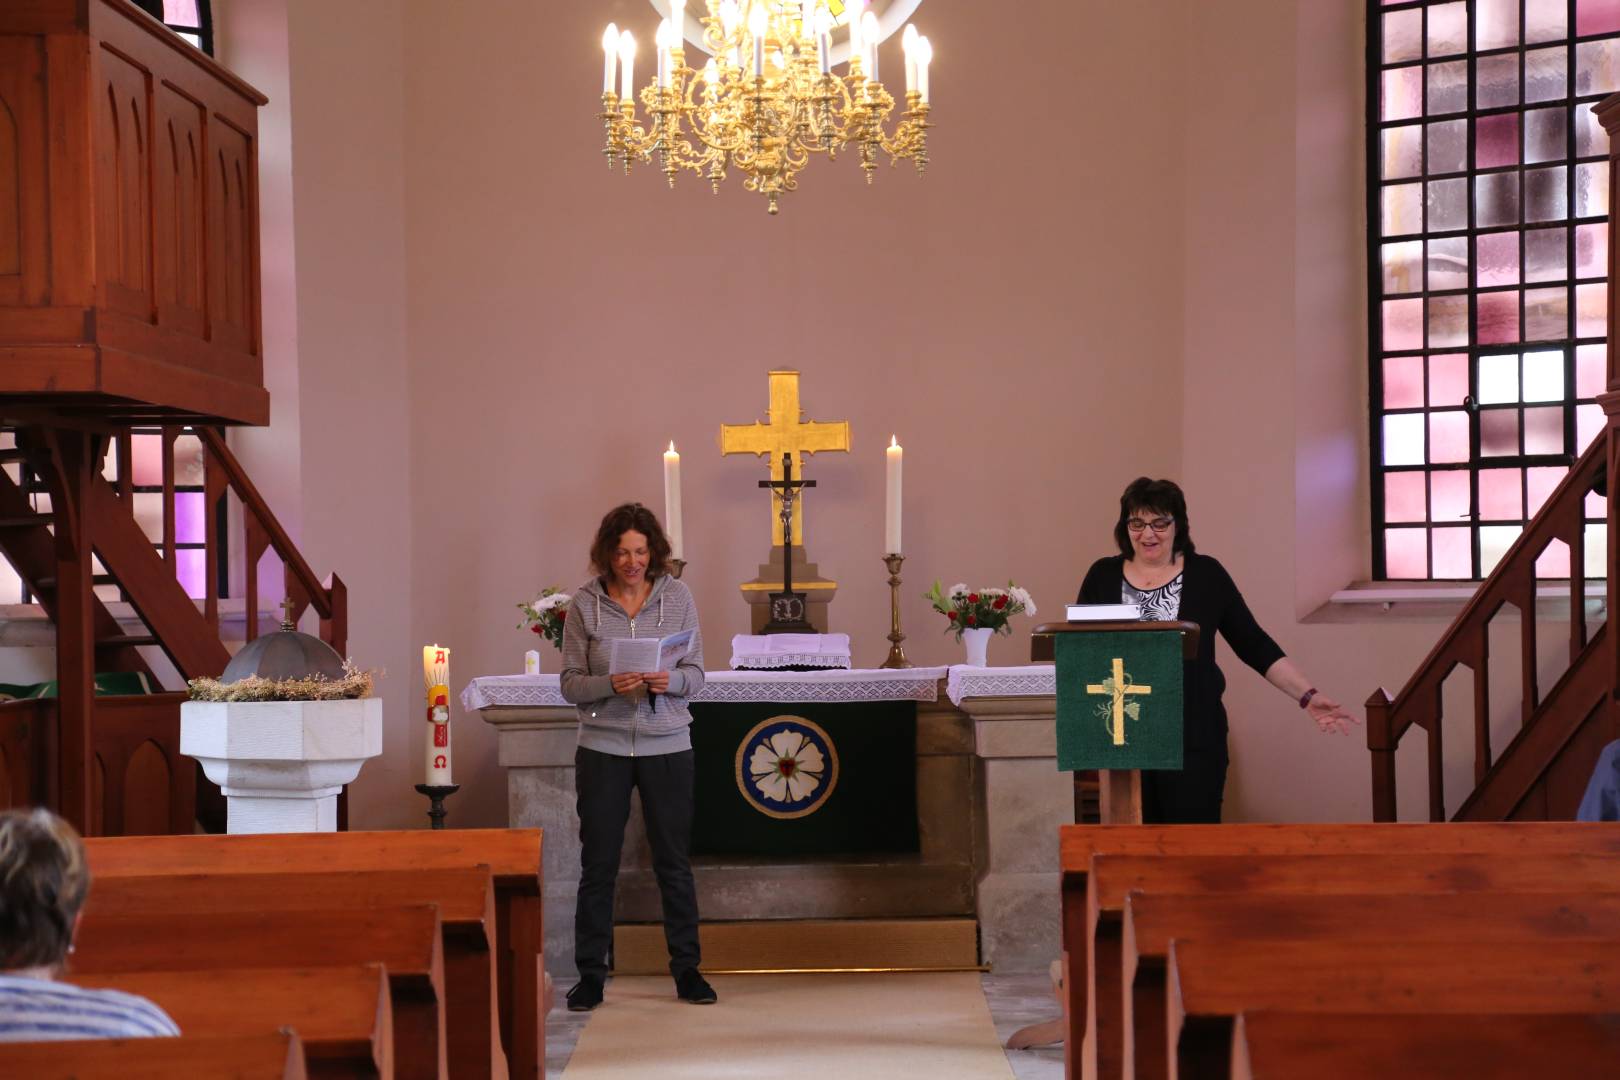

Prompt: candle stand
[
  {"left": 669, "top": 558, "right": 686, "bottom": 580},
  {"left": 879, "top": 553, "right": 912, "bottom": 669},
  {"left": 414, "top": 783, "right": 461, "bottom": 830}
]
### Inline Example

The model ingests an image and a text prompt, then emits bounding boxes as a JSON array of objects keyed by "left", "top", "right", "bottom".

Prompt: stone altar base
[{"left": 474, "top": 670, "right": 1069, "bottom": 977}]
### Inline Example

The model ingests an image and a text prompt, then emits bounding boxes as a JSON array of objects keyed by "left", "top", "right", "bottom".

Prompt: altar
[{"left": 464, "top": 664, "right": 1066, "bottom": 976}]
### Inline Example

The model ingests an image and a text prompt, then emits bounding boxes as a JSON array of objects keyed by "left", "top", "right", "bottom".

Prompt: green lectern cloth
[
  {"left": 690, "top": 700, "right": 919, "bottom": 856},
  {"left": 1055, "top": 631, "right": 1184, "bottom": 771}
]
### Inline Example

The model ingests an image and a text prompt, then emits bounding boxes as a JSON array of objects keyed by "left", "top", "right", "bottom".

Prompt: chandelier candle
[
  {"left": 597, "top": 0, "right": 934, "bottom": 215},
  {"left": 423, "top": 645, "right": 451, "bottom": 785},
  {"left": 603, "top": 23, "right": 618, "bottom": 94},
  {"left": 885, "top": 435, "right": 903, "bottom": 556},
  {"left": 664, "top": 441, "right": 684, "bottom": 561}
]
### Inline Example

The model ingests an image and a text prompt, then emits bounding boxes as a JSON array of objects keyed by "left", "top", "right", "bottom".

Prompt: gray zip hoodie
[{"left": 558, "top": 573, "right": 705, "bottom": 756}]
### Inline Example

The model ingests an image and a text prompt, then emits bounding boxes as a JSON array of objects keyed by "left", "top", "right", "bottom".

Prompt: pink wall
[{"left": 231, "top": 0, "right": 1480, "bottom": 828}]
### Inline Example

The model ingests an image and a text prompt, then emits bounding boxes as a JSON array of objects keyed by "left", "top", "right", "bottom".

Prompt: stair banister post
[
  {"left": 1366, "top": 687, "right": 1397, "bottom": 822},
  {"left": 1595, "top": 93, "right": 1620, "bottom": 706}
]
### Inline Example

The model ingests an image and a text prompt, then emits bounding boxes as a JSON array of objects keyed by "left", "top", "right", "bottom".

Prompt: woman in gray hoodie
[{"left": 559, "top": 503, "right": 713, "bottom": 1011}]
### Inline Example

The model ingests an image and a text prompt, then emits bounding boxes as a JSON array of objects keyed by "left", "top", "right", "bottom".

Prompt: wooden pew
[
  {"left": 1123, "top": 891, "right": 1620, "bottom": 1080},
  {"left": 87, "top": 828, "right": 544, "bottom": 1080},
  {"left": 72, "top": 905, "right": 446, "bottom": 1080},
  {"left": 1087, "top": 852, "right": 1620, "bottom": 1080},
  {"left": 0, "top": 1032, "right": 309, "bottom": 1080},
  {"left": 65, "top": 965, "right": 391, "bottom": 1080},
  {"left": 1230, "top": 1011, "right": 1620, "bottom": 1080},
  {"left": 1059, "top": 823, "right": 1620, "bottom": 1080},
  {"left": 1168, "top": 939, "right": 1620, "bottom": 1080},
  {"left": 85, "top": 868, "right": 501, "bottom": 1080}
]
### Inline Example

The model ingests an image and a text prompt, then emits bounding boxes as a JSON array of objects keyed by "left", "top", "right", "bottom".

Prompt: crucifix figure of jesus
[
  {"left": 758, "top": 452, "right": 817, "bottom": 633},
  {"left": 720, "top": 370, "right": 851, "bottom": 546},
  {"left": 1087, "top": 657, "right": 1152, "bottom": 747}
]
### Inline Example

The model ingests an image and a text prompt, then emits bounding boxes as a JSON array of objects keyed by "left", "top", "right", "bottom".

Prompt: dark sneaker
[
  {"left": 566, "top": 976, "right": 604, "bottom": 1012},
  {"left": 675, "top": 968, "right": 717, "bottom": 1005}
]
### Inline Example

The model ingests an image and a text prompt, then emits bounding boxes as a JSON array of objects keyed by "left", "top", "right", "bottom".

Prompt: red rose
[
  {"left": 993, "top": 596, "right": 1007, "bottom": 610},
  {"left": 948, "top": 611, "right": 958, "bottom": 621},
  {"left": 557, "top": 609, "right": 566, "bottom": 621},
  {"left": 531, "top": 624, "right": 543, "bottom": 634},
  {"left": 966, "top": 614, "right": 978, "bottom": 626},
  {"left": 968, "top": 593, "right": 979, "bottom": 603}
]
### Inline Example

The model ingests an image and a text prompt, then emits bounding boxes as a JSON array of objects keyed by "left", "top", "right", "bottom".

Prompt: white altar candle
[
  {"left": 423, "top": 645, "right": 452, "bottom": 785},
  {"left": 602, "top": 23, "right": 619, "bottom": 94},
  {"left": 664, "top": 441, "right": 684, "bottom": 560},
  {"left": 619, "top": 30, "right": 636, "bottom": 103},
  {"left": 885, "top": 435, "right": 903, "bottom": 555},
  {"left": 524, "top": 649, "right": 540, "bottom": 676}
]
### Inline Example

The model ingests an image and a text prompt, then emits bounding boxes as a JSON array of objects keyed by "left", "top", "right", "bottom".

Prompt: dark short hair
[
  {"left": 0, "top": 808, "right": 90, "bottom": 970},
  {"left": 1113, "top": 477, "right": 1196, "bottom": 559},
  {"left": 588, "top": 503, "right": 673, "bottom": 581}
]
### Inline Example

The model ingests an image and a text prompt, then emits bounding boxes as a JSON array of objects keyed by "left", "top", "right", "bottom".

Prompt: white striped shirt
[{"left": 0, "top": 974, "right": 179, "bottom": 1041}]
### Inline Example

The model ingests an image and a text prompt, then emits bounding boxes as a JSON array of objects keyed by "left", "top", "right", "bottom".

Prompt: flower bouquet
[
  {"left": 924, "top": 581, "right": 1037, "bottom": 639},
  {"left": 517, "top": 587, "right": 571, "bottom": 650}
]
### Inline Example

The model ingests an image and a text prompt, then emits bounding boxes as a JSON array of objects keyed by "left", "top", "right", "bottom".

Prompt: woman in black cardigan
[{"left": 1077, "top": 477, "right": 1355, "bottom": 823}]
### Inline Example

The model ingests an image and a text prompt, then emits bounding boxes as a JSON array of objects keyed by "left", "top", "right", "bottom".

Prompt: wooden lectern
[{"left": 1030, "top": 620, "right": 1201, "bottom": 825}]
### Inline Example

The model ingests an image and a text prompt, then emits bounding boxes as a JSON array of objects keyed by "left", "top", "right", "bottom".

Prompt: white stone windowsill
[{"left": 1309, "top": 580, "right": 1607, "bottom": 623}]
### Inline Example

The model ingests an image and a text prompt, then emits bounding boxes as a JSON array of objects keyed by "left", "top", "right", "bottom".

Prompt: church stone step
[
  {"left": 615, "top": 861, "right": 975, "bottom": 922},
  {"left": 612, "top": 917, "right": 979, "bottom": 974}
]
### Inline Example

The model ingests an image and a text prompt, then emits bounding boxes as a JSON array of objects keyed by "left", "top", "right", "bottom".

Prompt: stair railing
[{"left": 1365, "top": 436, "right": 1607, "bottom": 821}]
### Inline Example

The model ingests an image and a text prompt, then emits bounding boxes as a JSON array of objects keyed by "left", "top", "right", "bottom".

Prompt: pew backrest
[{"left": 0, "top": 1032, "right": 308, "bottom": 1080}]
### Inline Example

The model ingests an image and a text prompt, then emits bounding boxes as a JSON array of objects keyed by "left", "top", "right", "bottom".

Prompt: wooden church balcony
[{"left": 0, "top": 0, "right": 268, "bottom": 426}]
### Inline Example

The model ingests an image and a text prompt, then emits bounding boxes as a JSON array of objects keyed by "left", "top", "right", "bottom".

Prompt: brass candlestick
[{"left": 880, "top": 553, "right": 912, "bottom": 669}]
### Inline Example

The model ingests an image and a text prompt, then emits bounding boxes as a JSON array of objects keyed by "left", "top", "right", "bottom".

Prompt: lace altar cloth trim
[
  {"left": 462, "top": 667, "right": 952, "bottom": 710},
  {"left": 731, "top": 654, "right": 853, "bottom": 670},
  {"left": 944, "top": 665, "right": 1056, "bottom": 706}
]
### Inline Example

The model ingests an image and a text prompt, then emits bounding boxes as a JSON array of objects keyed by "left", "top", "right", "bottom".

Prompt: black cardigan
[{"left": 1077, "top": 552, "right": 1285, "bottom": 754}]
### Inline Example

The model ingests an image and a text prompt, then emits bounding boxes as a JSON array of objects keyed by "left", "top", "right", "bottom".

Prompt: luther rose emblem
[{"left": 735, "top": 716, "right": 840, "bottom": 820}]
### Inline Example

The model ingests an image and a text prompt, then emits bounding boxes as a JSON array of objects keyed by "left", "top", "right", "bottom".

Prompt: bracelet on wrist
[{"left": 1299, "top": 687, "right": 1319, "bottom": 709}]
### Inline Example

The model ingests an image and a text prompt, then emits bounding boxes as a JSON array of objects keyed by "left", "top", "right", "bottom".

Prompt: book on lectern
[{"left": 1065, "top": 603, "right": 1143, "bottom": 622}]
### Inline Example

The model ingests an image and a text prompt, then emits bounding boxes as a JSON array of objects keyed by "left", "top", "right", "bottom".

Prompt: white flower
[
  {"left": 535, "top": 592, "right": 571, "bottom": 611},
  {"left": 748, "top": 728, "right": 825, "bottom": 804},
  {"left": 1008, "top": 586, "right": 1036, "bottom": 617},
  {"left": 947, "top": 582, "right": 969, "bottom": 600}
]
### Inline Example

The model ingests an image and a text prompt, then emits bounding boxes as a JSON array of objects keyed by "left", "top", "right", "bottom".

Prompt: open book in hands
[{"left": 608, "top": 627, "right": 696, "bottom": 676}]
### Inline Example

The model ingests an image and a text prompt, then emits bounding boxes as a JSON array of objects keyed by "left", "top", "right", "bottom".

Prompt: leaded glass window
[
  {"left": 1371, "top": 0, "right": 1618, "bottom": 579},
  {"left": 161, "top": 0, "right": 213, "bottom": 56}
]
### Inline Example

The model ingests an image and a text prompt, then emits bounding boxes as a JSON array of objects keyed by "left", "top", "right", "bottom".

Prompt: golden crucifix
[
  {"left": 1087, "top": 658, "right": 1152, "bottom": 747},
  {"left": 720, "top": 371, "right": 851, "bottom": 545}
]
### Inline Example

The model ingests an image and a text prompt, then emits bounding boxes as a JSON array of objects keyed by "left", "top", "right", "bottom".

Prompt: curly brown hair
[
  {"left": 588, "top": 503, "right": 673, "bottom": 582},
  {"left": 0, "top": 808, "right": 90, "bottom": 971}
]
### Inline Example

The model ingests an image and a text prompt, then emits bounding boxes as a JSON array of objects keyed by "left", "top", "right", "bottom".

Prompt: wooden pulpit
[{"left": 1031, "top": 620, "right": 1200, "bottom": 825}]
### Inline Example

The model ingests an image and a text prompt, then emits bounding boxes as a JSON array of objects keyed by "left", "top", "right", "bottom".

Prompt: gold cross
[
  {"left": 721, "top": 371, "right": 851, "bottom": 546},
  {"left": 1086, "top": 657, "right": 1152, "bottom": 746}
]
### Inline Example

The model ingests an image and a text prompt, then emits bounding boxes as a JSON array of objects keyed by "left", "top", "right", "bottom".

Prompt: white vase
[{"left": 961, "top": 627, "right": 994, "bottom": 667}]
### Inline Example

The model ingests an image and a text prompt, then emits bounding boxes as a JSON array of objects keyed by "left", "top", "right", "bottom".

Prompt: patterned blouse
[{"left": 1122, "top": 572, "right": 1183, "bottom": 622}]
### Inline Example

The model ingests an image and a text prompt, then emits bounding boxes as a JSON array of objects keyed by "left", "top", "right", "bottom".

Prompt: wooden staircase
[{"left": 0, "top": 427, "right": 345, "bottom": 836}]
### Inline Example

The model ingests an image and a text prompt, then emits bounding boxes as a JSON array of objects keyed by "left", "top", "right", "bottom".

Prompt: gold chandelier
[{"left": 598, "top": 1, "right": 933, "bottom": 215}]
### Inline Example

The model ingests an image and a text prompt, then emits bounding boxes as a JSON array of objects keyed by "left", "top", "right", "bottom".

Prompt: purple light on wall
[
  {"left": 175, "top": 491, "right": 205, "bottom": 544},
  {"left": 176, "top": 549, "right": 206, "bottom": 600}
]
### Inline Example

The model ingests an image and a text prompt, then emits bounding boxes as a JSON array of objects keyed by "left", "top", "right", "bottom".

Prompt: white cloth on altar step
[{"left": 730, "top": 633, "right": 852, "bottom": 670}]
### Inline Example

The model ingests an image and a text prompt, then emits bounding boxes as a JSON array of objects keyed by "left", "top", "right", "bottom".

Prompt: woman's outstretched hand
[
  {"left": 1307, "top": 693, "right": 1360, "bottom": 736},
  {"left": 611, "top": 672, "right": 646, "bottom": 696}
]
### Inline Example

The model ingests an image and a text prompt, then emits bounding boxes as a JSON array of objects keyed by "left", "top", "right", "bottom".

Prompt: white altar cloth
[
  {"left": 944, "top": 664, "right": 1056, "bottom": 706},
  {"left": 461, "top": 667, "right": 954, "bottom": 712}
]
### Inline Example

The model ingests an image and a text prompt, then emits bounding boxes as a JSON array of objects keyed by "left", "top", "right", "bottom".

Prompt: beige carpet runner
[{"left": 562, "top": 972, "right": 1016, "bottom": 1078}]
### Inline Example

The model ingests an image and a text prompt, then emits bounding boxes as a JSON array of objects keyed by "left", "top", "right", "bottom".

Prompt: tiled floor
[{"left": 544, "top": 971, "right": 1064, "bottom": 1078}]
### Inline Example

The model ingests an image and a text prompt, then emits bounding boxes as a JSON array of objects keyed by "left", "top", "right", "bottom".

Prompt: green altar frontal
[{"left": 690, "top": 699, "right": 920, "bottom": 856}]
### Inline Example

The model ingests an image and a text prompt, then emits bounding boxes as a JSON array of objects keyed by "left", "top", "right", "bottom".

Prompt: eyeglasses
[{"left": 1126, "top": 516, "right": 1175, "bottom": 534}]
